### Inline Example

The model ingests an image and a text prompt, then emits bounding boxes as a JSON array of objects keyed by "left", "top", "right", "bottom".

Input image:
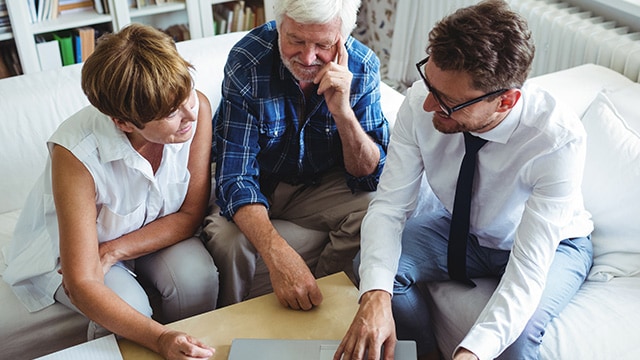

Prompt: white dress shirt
[
  {"left": 358, "top": 81, "right": 593, "bottom": 359},
  {"left": 2, "top": 103, "right": 197, "bottom": 312}
]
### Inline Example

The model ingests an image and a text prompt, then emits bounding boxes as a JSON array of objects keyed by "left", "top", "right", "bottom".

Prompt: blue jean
[{"left": 355, "top": 209, "right": 593, "bottom": 359}]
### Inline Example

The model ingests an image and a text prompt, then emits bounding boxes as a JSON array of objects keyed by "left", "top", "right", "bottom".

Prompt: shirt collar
[
  {"left": 93, "top": 114, "right": 134, "bottom": 164},
  {"left": 94, "top": 113, "right": 184, "bottom": 165},
  {"left": 470, "top": 93, "right": 523, "bottom": 145}
]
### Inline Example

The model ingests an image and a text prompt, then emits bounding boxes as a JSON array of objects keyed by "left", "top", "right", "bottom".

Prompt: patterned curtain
[{"left": 353, "top": 0, "right": 400, "bottom": 89}]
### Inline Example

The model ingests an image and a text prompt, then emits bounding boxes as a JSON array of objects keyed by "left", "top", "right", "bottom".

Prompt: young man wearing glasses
[{"left": 335, "top": 1, "right": 593, "bottom": 360}]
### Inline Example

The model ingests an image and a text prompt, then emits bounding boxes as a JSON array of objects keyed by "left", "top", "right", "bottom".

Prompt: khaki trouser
[{"left": 202, "top": 167, "right": 375, "bottom": 307}]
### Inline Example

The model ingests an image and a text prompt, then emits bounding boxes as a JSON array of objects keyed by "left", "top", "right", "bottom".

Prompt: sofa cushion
[
  {"left": 581, "top": 92, "right": 640, "bottom": 280},
  {"left": 606, "top": 83, "right": 640, "bottom": 130},
  {"left": 527, "top": 64, "right": 633, "bottom": 118},
  {"left": 0, "top": 64, "right": 87, "bottom": 214}
]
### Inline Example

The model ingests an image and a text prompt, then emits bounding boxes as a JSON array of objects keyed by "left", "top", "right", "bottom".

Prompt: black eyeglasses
[{"left": 415, "top": 56, "right": 508, "bottom": 117}]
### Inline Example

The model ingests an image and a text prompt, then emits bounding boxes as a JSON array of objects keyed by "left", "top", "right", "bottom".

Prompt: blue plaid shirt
[{"left": 214, "top": 21, "right": 389, "bottom": 220}]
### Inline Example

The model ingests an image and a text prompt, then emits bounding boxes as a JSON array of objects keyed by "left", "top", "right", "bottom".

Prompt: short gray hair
[{"left": 274, "top": 0, "right": 361, "bottom": 38}]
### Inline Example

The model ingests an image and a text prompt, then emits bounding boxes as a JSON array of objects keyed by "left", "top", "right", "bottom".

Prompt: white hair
[{"left": 274, "top": 0, "right": 362, "bottom": 38}]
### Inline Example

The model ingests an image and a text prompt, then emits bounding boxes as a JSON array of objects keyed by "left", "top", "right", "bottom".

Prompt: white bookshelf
[
  {"left": 5, "top": 0, "right": 203, "bottom": 74},
  {"left": 3, "top": 0, "right": 273, "bottom": 75}
]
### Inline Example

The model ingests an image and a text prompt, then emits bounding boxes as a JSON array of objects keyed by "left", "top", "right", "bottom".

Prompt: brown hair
[
  {"left": 427, "top": 0, "right": 535, "bottom": 92},
  {"left": 81, "top": 23, "right": 193, "bottom": 128}
]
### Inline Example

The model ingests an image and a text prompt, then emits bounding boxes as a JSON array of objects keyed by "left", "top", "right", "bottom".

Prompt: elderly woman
[{"left": 3, "top": 23, "right": 219, "bottom": 360}]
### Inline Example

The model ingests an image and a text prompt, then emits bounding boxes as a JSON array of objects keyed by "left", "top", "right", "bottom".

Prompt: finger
[
  {"left": 314, "top": 59, "right": 333, "bottom": 85},
  {"left": 334, "top": 339, "right": 347, "bottom": 360},
  {"left": 186, "top": 336, "right": 214, "bottom": 350},
  {"left": 309, "top": 284, "right": 323, "bottom": 306},
  {"left": 333, "top": 334, "right": 355, "bottom": 360},
  {"left": 335, "top": 36, "right": 348, "bottom": 67},
  {"left": 381, "top": 337, "right": 396, "bottom": 360},
  {"left": 181, "top": 345, "right": 215, "bottom": 359},
  {"left": 277, "top": 297, "right": 290, "bottom": 309},
  {"left": 181, "top": 337, "right": 215, "bottom": 359},
  {"left": 286, "top": 294, "right": 300, "bottom": 310},
  {"left": 297, "top": 295, "right": 313, "bottom": 311}
]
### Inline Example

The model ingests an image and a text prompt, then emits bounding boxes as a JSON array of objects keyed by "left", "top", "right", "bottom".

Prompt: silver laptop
[{"left": 228, "top": 338, "right": 417, "bottom": 360}]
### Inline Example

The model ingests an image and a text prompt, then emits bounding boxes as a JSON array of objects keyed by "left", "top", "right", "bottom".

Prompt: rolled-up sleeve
[
  {"left": 345, "top": 51, "right": 389, "bottom": 191},
  {"left": 214, "top": 62, "right": 269, "bottom": 220}
]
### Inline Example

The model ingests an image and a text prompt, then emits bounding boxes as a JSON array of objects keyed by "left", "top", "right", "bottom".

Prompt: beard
[
  {"left": 432, "top": 113, "right": 466, "bottom": 134},
  {"left": 281, "top": 55, "right": 325, "bottom": 82},
  {"left": 431, "top": 108, "right": 500, "bottom": 134}
]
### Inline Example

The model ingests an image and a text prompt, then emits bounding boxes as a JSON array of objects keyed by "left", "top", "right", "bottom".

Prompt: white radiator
[
  {"left": 508, "top": 0, "right": 640, "bottom": 81},
  {"left": 391, "top": 0, "right": 639, "bottom": 88}
]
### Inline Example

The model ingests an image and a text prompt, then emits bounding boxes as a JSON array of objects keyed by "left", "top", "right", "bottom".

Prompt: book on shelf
[
  {"left": 27, "top": 0, "right": 37, "bottom": 23},
  {"left": 36, "top": 35, "right": 63, "bottom": 71},
  {"left": 92, "top": 0, "right": 105, "bottom": 14},
  {"left": 40, "top": 27, "right": 97, "bottom": 69},
  {"left": 0, "top": 0, "right": 8, "bottom": 17},
  {"left": 0, "top": 54, "right": 11, "bottom": 78},
  {"left": 50, "top": 0, "right": 60, "bottom": 19},
  {"left": 213, "top": 2, "right": 234, "bottom": 34},
  {"left": 36, "top": 0, "right": 47, "bottom": 22},
  {"left": 77, "top": 26, "right": 95, "bottom": 62},
  {"left": 232, "top": 1, "right": 245, "bottom": 33},
  {"left": 211, "top": 0, "right": 266, "bottom": 35},
  {"left": 73, "top": 31, "right": 82, "bottom": 63},
  {"left": 243, "top": 6, "right": 254, "bottom": 31},
  {"left": 59, "top": 0, "right": 94, "bottom": 13},
  {"left": 136, "top": 0, "right": 160, "bottom": 9},
  {"left": 0, "top": 11, "right": 11, "bottom": 34},
  {"left": 164, "top": 24, "right": 190, "bottom": 42},
  {"left": 31, "top": 0, "right": 63, "bottom": 22},
  {"left": 1, "top": 41, "right": 22, "bottom": 75},
  {"left": 53, "top": 32, "right": 75, "bottom": 66},
  {"left": 212, "top": 9, "right": 227, "bottom": 35},
  {"left": 0, "top": 39, "right": 14, "bottom": 78}
]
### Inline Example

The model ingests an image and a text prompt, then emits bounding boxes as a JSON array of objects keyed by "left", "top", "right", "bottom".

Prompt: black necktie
[{"left": 448, "top": 132, "right": 488, "bottom": 287}]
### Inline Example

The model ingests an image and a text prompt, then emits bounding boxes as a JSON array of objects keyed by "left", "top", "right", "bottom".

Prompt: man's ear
[
  {"left": 111, "top": 117, "right": 135, "bottom": 133},
  {"left": 497, "top": 88, "right": 521, "bottom": 112}
]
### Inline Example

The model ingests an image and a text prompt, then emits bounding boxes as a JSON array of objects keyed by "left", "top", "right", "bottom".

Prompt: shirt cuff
[
  {"left": 358, "top": 265, "right": 395, "bottom": 301},
  {"left": 456, "top": 326, "right": 502, "bottom": 360}
]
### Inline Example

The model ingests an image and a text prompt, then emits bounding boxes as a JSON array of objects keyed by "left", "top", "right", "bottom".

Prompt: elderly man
[{"left": 202, "top": 0, "right": 389, "bottom": 310}]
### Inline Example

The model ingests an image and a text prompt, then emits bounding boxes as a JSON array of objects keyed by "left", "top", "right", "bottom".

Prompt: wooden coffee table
[{"left": 117, "top": 272, "right": 360, "bottom": 359}]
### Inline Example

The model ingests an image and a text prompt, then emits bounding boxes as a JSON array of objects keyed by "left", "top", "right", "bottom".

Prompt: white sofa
[
  {"left": 0, "top": 31, "right": 404, "bottom": 359},
  {"left": 1, "top": 29, "right": 638, "bottom": 359}
]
